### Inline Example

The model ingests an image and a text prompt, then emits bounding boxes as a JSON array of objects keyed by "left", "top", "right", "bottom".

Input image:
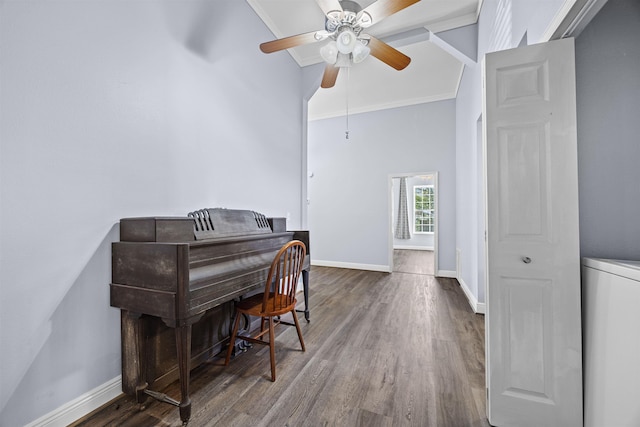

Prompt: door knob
[{"left": 522, "top": 256, "right": 532, "bottom": 264}]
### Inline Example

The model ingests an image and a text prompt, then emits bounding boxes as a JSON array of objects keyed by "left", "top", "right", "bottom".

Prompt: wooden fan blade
[
  {"left": 260, "top": 31, "right": 320, "bottom": 53},
  {"left": 368, "top": 36, "right": 411, "bottom": 70},
  {"left": 360, "top": 0, "right": 421, "bottom": 25},
  {"left": 321, "top": 64, "right": 340, "bottom": 88},
  {"left": 316, "top": 0, "right": 343, "bottom": 16}
]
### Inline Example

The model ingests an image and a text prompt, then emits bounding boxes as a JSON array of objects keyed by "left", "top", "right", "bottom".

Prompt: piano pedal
[
  {"left": 144, "top": 389, "right": 180, "bottom": 407},
  {"left": 226, "top": 340, "right": 252, "bottom": 360}
]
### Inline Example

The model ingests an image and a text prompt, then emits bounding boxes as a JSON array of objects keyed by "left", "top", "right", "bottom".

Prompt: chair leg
[
  {"left": 224, "top": 311, "right": 242, "bottom": 366},
  {"left": 260, "top": 317, "right": 266, "bottom": 341},
  {"left": 268, "top": 316, "right": 276, "bottom": 382},
  {"left": 291, "top": 309, "right": 306, "bottom": 352}
]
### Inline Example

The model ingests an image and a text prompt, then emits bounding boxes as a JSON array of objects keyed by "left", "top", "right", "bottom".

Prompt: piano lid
[{"left": 119, "top": 208, "right": 275, "bottom": 243}]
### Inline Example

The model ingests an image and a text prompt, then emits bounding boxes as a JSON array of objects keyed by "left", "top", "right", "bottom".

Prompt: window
[{"left": 414, "top": 185, "right": 434, "bottom": 233}]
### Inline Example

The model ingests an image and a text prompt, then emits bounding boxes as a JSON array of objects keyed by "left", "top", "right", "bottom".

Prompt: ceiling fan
[{"left": 259, "top": 0, "right": 421, "bottom": 89}]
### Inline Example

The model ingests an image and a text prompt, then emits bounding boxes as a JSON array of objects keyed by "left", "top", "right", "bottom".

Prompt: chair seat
[{"left": 236, "top": 293, "right": 297, "bottom": 317}]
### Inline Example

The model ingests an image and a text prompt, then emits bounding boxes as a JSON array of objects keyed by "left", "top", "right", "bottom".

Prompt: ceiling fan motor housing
[
  {"left": 340, "top": 0, "right": 362, "bottom": 13},
  {"left": 325, "top": 0, "right": 364, "bottom": 34}
]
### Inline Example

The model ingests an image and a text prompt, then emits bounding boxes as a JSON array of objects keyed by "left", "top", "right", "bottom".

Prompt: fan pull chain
[{"left": 345, "top": 67, "right": 350, "bottom": 140}]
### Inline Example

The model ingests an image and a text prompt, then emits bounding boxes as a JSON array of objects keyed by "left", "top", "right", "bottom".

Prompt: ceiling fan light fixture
[
  {"left": 336, "top": 29, "right": 357, "bottom": 54},
  {"left": 335, "top": 53, "right": 352, "bottom": 68},
  {"left": 320, "top": 40, "right": 339, "bottom": 64},
  {"left": 258, "top": 0, "right": 417, "bottom": 89},
  {"left": 352, "top": 42, "right": 370, "bottom": 63}
]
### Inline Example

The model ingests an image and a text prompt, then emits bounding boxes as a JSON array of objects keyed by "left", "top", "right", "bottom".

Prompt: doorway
[{"left": 388, "top": 172, "right": 438, "bottom": 275}]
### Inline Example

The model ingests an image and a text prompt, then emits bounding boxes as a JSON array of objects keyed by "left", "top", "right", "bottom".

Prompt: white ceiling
[{"left": 247, "top": 0, "right": 482, "bottom": 119}]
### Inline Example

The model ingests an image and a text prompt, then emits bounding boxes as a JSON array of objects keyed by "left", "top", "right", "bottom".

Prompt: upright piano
[{"left": 110, "top": 208, "right": 310, "bottom": 424}]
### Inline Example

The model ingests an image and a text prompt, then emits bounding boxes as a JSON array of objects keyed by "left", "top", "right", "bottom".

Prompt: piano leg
[
  {"left": 120, "top": 311, "right": 149, "bottom": 405},
  {"left": 302, "top": 269, "right": 310, "bottom": 322},
  {"left": 175, "top": 324, "right": 192, "bottom": 425}
]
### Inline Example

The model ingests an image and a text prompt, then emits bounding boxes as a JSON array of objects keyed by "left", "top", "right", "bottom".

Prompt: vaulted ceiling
[{"left": 247, "top": 0, "right": 482, "bottom": 119}]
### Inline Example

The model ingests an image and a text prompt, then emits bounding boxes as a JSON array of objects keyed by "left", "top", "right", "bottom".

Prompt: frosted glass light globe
[{"left": 336, "top": 29, "right": 357, "bottom": 54}]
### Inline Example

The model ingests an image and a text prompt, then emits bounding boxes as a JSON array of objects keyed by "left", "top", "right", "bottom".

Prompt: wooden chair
[{"left": 224, "top": 240, "right": 307, "bottom": 381}]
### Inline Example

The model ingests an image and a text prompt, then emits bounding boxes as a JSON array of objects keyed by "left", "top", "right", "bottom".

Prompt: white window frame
[{"left": 413, "top": 184, "right": 435, "bottom": 234}]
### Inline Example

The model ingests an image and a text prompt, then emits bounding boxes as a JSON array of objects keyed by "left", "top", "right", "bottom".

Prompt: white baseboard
[
  {"left": 25, "top": 376, "right": 122, "bottom": 427},
  {"left": 456, "top": 276, "right": 486, "bottom": 315},
  {"left": 393, "top": 245, "right": 434, "bottom": 251},
  {"left": 436, "top": 269, "right": 456, "bottom": 278},
  {"left": 311, "top": 260, "right": 391, "bottom": 273}
]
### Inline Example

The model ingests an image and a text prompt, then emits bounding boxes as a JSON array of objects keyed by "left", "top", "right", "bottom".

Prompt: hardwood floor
[
  {"left": 73, "top": 253, "right": 488, "bottom": 426},
  {"left": 393, "top": 249, "right": 434, "bottom": 275}
]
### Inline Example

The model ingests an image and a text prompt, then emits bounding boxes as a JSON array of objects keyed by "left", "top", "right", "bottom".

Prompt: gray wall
[
  {"left": 0, "top": 1, "right": 304, "bottom": 425},
  {"left": 308, "top": 100, "right": 456, "bottom": 273},
  {"left": 575, "top": 0, "right": 640, "bottom": 260}
]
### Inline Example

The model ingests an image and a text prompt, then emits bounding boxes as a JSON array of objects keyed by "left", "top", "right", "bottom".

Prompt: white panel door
[{"left": 483, "top": 38, "right": 582, "bottom": 427}]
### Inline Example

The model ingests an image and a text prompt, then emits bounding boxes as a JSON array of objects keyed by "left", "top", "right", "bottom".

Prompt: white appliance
[{"left": 582, "top": 257, "right": 640, "bottom": 427}]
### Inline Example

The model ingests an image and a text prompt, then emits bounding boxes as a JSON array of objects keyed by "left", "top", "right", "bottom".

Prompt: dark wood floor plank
[
  {"left": 432, "top": 339, "right": 481, "bottom": 427},
  {"left": 73, "top": 251, "right": 489, "bottom": 427},
  {"left": 355, "top": 408, "right": 394, "bottom": 427},
  {"left": 258, "top": 358, "right": 335, "bottom": 425}
]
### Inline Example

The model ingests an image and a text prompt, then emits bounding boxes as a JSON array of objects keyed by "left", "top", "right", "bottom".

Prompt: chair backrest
[{"left": 262, "top": 240, "right": 306, "bottom": 313}]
